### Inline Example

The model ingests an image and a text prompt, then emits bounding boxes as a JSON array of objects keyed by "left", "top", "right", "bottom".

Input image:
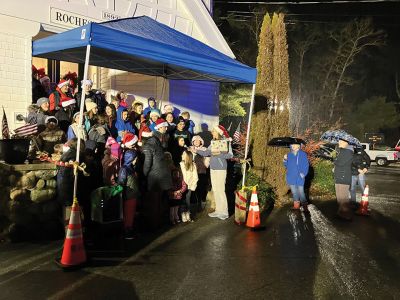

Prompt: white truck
[{"left": 361, "top": 143, "right": 399, "bottom": 166}]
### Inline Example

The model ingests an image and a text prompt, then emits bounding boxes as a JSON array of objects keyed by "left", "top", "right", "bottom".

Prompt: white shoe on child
[
  {"left": 185, "top": 211, "right": 192, "bottom": 222},
  {"left": 181, "top": 211, "right": 188, "bottom": 222}
]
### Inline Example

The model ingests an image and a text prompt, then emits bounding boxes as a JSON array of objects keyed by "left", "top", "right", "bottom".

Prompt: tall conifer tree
[{"left": 251, "top": 12, "right": 291, "bottom": 203}]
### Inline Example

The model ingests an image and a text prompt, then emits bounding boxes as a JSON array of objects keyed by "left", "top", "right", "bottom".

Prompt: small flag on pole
[
  {"left": 14, "top": 124, "right": 38, "bottom": 137},
  {"left": 2, "top": 107, "right": 10, "bottom": 139},
  {"left": 13, "top": 123, "right": 38, "bottom": 137},
  {"left": 233, "top": 123, "right": 242, "bottom": 145}
]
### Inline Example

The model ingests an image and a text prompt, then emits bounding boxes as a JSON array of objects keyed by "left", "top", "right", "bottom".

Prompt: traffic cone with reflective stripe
[
  {"left": 356, "top": 185, "right": 370, "bottom": 216},
  {"left": 56, "top": 198, "right": 87, "bottom": 269},
  {"left": 246, "top": 186, "right": 264, "bottom": 230}
]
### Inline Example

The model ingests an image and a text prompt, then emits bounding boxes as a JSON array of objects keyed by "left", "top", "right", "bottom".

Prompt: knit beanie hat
[
  {"left": 85, "top": 101, "right": 98, "bottom": 112},
  {"left": 149, "top": 109, "right": 160, "bottom": 118},
  {"left": 45, "top": 116, "right": 58, "bottom": 125},
  {"left": 37, "top": 97, "right": 49, "bottom": 106},
  {"left": 106, "top": 136, "right": 117, "bottom": 148}
]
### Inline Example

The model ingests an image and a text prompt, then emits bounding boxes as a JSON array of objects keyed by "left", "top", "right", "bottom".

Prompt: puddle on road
[{"left": 306, "top": 204, "right": 393, "bottom": 298}]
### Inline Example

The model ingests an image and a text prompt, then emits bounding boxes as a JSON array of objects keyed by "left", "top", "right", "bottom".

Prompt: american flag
[
  {"left": 2, "top": 107, "right": 10, "bottom": 139},
  {"left": 233, "top": 123, "right": 242, "bottom": 145},
  {"left": 13, "top": 123, "right": 38, "bottom": 137}
]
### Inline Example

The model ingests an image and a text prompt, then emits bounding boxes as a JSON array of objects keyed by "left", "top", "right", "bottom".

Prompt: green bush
[
  {"left": 310, "top": 159, "right": 335, "bottom": 196},
  {"left": 238, "top": 171, "right": 276, "bottom": 211}
]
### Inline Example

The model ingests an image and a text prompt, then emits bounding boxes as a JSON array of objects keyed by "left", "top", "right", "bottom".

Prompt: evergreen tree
[
  {"left": 251, "top": 12, "right": 274, "bottom": 182},
  {"left": 251, "top": 12, "right": 291, "bottom": 203}
]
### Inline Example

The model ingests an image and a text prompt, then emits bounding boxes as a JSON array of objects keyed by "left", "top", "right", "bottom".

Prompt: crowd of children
[{"left": 28, "top": 77, "right": 233, "bottom": 239}]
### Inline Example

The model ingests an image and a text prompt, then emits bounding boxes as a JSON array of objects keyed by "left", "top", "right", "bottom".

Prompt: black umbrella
[{"left": 267, "top": 137, "right": 306, "bottom": 148}]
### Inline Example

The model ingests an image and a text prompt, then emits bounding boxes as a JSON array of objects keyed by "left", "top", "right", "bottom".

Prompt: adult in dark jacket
[
  {"left": 142, "top": 118, "right": 172, "bottom": 229},
  {"left": 334, "top": 138, "right": 354, "bottom": 220},
  {"left": 283, "top": 143, "right": 309, "bottom": 211},
  {"left": 350, "top": 147, "right": 371, "bottom": 206},
  {"left": 75, "top": 80, "right": 107, "bottom": 114}
]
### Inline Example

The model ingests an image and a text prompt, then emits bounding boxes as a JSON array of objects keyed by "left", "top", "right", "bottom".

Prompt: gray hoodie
[{"left": 196, "top": 141, "right": 233, "bottom": 170}]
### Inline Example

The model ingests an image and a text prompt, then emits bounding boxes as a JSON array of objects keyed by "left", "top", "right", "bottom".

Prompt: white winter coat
[{"left": 179, "top": 162, "right": 199, "bottom": 191}]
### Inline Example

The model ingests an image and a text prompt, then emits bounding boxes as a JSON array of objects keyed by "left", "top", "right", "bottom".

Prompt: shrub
[
  {"left": 238, "top": 170, "right": 275, "bottom": 211},
  {"left": 309, "top": 159, "right": 335, "bottom": 197}
]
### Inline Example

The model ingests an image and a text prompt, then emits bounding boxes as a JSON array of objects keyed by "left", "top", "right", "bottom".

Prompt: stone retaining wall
[{"left": 0, "top": 162, "right": 64, "bottom": 242}]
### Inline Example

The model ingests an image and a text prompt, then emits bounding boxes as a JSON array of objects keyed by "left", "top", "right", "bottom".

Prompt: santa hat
[
  {"left": 122, "top": 133, "right": 138, "bottom": 148},
  {"left": 213, "top": 125, "right": 230, "bottom": 139},
  {"left": 155, "top": 118, "right": 168, "bottom": 129},
  {"left": 32, "top": 65, "right": 38, "bottom": 74},
  {"left": 138, "top": 125, "right": 152, "bottom": 146},
  {"left": 150, "top": 109, "right": 160, "bottom": 118},
  {"left": 85, "top": 101, "right": 97, "bottom": 112},
  {"left": 61, "top": 98, "right": 76, "bottom": 107},
  {"left": 106, "top": 136, "right": 117, "bottom": 147},
  {"left": 57, "top": 79, "right": 70, "bottom": 89},
  {"left": 39, "top": 76, "right": 50, "bottom": 84}
]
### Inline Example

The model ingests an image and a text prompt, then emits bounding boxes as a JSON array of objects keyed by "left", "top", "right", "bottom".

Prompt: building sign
[
  {"left": 50, "top": 8, "right": 99, "bottom": 29},
  {"left": 102, "top": 11, "right": 121, "bottom": 21},
  {"left": 365, "top": 133, "right": 385, "bottom": 144}
]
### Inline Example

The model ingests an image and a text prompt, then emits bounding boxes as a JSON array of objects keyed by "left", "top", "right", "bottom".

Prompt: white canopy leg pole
[
  {"left": 242, "top": 84, "right": 256, "bottom": 188},
  {"left": 73, "top": 44, "right": 91, "bottom": 200}
]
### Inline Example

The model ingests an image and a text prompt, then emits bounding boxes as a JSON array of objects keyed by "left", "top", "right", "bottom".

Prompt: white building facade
[{"left": 0, "top": 0, "right": 234, "bottom": 131}]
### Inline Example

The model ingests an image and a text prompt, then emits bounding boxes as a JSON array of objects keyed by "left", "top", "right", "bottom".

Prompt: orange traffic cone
[
  {"left": 356, "top": 185, "right": 370, "bottom": 216},
  {"left": 246, "top": 186, "right": 265, "bottom": 230},
  {"left": 56, "top": 198, "right": 87, "bottom": 269}
]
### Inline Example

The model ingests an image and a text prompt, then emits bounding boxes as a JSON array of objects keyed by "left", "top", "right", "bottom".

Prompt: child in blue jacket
[{"left": 283, "top": 143, "right": 309, "bottom": 212}]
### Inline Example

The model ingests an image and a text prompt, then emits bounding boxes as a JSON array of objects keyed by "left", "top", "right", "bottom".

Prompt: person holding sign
[{"left": 192, "top": 125, "right": 232, "bottom": 220}]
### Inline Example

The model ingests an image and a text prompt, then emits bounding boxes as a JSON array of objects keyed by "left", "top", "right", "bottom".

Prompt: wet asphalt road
[{"left": 0, "top": 164, "right": 399, "bottom": 299}]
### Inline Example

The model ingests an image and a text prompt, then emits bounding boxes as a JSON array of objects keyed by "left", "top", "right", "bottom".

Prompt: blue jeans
[
  {"left": 350, "top": 174, "right": 366, "bottom": 203},
  {"left": 289, "top": 185, "right": 307, "bottom": 204}
]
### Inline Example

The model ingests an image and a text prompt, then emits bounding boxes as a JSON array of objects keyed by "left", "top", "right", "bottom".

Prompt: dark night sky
[
  {"left": 214, "top": 0, "right": 400, "bottom": 37},
  {"left": 213, "top": 0, "right": 400, "bottom": 143}
]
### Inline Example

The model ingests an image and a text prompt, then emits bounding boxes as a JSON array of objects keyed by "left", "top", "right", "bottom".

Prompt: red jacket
[{"left": 49, "top": 87, "right": 72, "bottom": 112}]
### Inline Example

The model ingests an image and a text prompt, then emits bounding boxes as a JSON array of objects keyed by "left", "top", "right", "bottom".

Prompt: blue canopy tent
[{"left": 33, "top": 16, "right": 257, "bottom": 193}]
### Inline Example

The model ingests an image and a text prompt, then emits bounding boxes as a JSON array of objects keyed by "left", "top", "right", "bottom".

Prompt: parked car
[{"left": 361, "top": 143, "right": 399, "bottom": 166}]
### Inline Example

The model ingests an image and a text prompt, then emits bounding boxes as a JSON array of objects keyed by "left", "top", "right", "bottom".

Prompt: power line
[
  {"left": 215, "top": 0, "right": 400, "bottom": 4},
  {"left": 227, "top": 11, "right": 400, "bottom": 16}
]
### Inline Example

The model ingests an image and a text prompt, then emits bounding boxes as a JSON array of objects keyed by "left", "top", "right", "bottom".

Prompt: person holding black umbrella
[{"left": 283, "top": 141, "right": 310, "bottom": 212}]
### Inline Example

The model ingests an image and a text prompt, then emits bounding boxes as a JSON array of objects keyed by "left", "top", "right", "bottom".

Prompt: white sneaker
[
  {"left": 208, "top": 212, "right": 219, "bottom": 218},
  {"left": 185, "top": 211, "right": 192, "bottom": 222},
  {"left": 181, "top": 211, "right": 188, "bottom": 222},
  {"left": 217, "top": 213, "right": 229, "bottom": 220}
]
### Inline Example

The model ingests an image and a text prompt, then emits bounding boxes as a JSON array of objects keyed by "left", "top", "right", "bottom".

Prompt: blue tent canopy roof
[{"left": 33, "top": 16, "right": 257, "bottom": 84}]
